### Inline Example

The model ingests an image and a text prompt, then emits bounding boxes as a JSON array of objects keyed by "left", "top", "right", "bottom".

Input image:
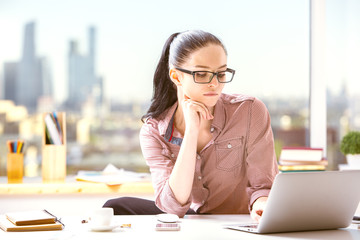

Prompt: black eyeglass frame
[{"left": 175, "top": 67, "right": 235, "bottom": 84}]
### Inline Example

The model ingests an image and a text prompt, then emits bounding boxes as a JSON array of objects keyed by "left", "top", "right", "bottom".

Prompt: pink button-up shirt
[{"left": 140, "top": 93, "right": 278, "bottom": 217}]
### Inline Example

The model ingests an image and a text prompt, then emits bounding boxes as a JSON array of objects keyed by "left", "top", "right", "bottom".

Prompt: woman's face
[{"left": 176, "top": 44, "right": 227, "bottom": 108}]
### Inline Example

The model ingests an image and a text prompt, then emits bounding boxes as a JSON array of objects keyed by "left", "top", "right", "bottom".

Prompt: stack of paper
[
  {"left": 278, "top": 147, "right": 327, "bottom": 172},
  {"left": 0, "top": 210, "right": 64, "bottom": 232},
  {"left": 75, "top": 163, "right": 150, "bottom": 186}
]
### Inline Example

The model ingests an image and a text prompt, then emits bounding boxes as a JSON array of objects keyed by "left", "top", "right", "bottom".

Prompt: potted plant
[{"left": 340, "top": 131, "right": 360, "bottom": 167}]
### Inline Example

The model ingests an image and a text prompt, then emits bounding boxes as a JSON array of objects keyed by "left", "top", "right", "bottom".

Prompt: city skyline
[
  {"left": 0, "top": 0, "right": 359, "bottom": 105},
  {"left": 3, "top": 22, "right": 53, "bottom": 112}
]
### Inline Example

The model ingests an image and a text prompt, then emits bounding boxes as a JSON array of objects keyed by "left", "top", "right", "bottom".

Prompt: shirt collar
[
  {"left": 159, "top": 103, "right": 184, "bottom": 145},
  {"left": 211, "top": 95, "right": 226, "bottom": 131},
  {"left": 158, "top": 103, "right": 178, "bottom": 137}
]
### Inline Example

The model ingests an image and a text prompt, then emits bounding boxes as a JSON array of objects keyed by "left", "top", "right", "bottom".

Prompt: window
[
  {"left": 0, "top": 0, "right": 310, "bottom": 176},
  {"left": 326, "top": 0, "right": 360, "bottom": 168}
]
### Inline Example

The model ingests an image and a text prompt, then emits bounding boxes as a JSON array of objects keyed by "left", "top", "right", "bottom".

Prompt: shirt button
[
  {"left": 197, "top": 155, "right": 201, "bottom": 160},
  {"left": 198, "top": 176, "right": 202, "bottom": 180},
  {"left": 210, "top": 127, "right": 214, "bottom": 133},
  {"left": 171, "top": 154, "right": 175, "bottom": 158},
  {"left": 227, "top": 143, "right": 232, "bottom": 149},
  {"left": 201, "top": 200, "right": 205, "bottom": 204}
]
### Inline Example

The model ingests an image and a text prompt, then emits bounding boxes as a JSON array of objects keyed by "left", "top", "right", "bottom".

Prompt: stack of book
[
  {"left": 0, "top": 210, "right": 64, "bottom": 232},
  {"left": 278, "top": 147, "right": 327, "bottom": 172}
]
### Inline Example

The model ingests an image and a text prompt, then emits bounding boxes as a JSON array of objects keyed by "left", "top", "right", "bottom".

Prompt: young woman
[{"left": 104, "top": 30, "right": 278, "bottom": 222}]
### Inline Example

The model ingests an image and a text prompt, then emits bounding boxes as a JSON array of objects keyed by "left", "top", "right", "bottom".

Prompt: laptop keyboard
[{"left": 241, "top": 224, "right": 258, "bottom": 229}]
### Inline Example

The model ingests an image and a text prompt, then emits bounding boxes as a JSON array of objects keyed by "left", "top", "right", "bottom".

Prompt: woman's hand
[
  {"left": 250, "top": 197, "right": 268, "bottom": 223},
  {"left": 181, "top": 94, "right": 213, "bottom": 131}
]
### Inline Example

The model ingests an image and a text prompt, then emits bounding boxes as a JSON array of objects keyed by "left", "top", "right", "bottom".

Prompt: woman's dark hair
[{"left": 141, "top": 30, "right": 227, "bottom": 122}]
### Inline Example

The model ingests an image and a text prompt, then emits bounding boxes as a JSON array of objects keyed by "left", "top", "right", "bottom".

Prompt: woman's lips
[{"left": 203, "top": 92, "right": 218, "bottom": 96}]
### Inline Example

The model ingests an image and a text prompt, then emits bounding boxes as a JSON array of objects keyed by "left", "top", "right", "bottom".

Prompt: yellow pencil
[{"left": 17, "top": 141, "right": 23, "bottom": 153}]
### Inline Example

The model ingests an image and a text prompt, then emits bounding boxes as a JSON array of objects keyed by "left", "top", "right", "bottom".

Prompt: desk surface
[{"left": 1, "top": 215, "right": 359, "bottom": 240}]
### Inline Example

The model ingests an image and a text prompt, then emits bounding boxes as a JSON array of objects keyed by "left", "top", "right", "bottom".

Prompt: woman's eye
[
  {"left": 196, "top": 72, "right": 208, "bottom": 78},
  {"left": 218, "top": 73, "right": 226, "bottom": 78}
]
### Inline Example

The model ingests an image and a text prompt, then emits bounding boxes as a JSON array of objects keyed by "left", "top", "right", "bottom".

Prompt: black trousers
[{"left": 103, "top": 197, "right": 196, "bottom": 215}]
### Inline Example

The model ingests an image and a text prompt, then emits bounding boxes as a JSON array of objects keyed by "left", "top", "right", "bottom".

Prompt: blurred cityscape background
[{"left": 0, "top": 0, "right": 359, "bottom": 177}]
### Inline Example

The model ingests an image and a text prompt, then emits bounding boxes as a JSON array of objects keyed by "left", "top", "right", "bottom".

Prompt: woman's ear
[{"left": 169, "top": 68, "right": 182, "bottom": 86}]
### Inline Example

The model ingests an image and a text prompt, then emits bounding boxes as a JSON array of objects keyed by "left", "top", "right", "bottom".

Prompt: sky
[{"left": 0, "top": 0, "right": 359, "bottom": 104}]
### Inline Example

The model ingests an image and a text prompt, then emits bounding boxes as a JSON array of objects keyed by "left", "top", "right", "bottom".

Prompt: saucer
[{"left": 89, "top": 224, "right": 119, "bottom": 232}]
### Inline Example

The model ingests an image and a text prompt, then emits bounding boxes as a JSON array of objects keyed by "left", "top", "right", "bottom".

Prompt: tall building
[
  {"left": 17, "top": 22, "right": 42, "bottom": 112},
  {"left": 2, "top": 21, "right": 53, "bottom": 113},
  {"left": 3, "top": 62, "right": 18, "bottom": 102},
  {"left": 67, "top": 26, "right": 103, "bottom": 111}
]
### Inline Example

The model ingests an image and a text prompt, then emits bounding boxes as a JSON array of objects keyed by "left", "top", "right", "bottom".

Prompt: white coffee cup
[{"left": 89, "top": 208, "right": 114, "bottom": 227}]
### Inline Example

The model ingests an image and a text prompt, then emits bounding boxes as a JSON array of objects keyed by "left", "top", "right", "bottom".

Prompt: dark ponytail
[
  {"left": 141, "top": 30, "right": 226, "bottom": 122},
  {"left": 141, "top": 33, "right": 180, "bottom": 122}
]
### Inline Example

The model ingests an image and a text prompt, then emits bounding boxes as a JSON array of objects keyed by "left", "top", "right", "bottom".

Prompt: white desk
[{"left": 1, "top": 215, "right": 359, "bottom": 240}]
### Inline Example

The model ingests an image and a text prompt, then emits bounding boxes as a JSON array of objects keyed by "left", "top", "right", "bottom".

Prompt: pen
[{"left": 43, "top": 209, "right": 65, "bottom": 228}]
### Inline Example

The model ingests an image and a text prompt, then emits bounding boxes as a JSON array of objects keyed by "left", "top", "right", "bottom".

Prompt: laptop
[{"left": 224, "top": 170, "right": 360, "bottom": 234}]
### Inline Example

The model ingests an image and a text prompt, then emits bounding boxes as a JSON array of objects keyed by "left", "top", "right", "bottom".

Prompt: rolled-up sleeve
[
  {"left": 139, "top": 122, "right": 191, "bottom": 217},
  {"left": 245, "top": 98, "right": 279, "bottom": 209}
]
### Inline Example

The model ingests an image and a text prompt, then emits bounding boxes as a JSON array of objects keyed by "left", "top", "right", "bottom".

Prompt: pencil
[
  {"left": 20, "top": 141, "right": 25, "bottom": 153},
  {"left": 17, "top": 141, "right": 23, "bottom": 153}
]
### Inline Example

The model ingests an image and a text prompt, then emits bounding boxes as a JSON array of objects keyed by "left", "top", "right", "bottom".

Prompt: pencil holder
[
  {"left": 7, "top": 153, "right": 24, "bottom": 183},
  {"left": 42, "top": 112, "right": 67, "bottom": 183}
]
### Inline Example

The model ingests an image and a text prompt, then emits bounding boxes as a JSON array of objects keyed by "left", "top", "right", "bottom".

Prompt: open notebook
[{"left": 224, "top": 170, "right": 360, "bottom": 234}]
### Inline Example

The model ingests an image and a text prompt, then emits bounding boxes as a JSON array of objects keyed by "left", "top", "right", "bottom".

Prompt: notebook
[
  {"left": 6, "top": 209, "right": 56, "bottom": 226},
  {"left": 224, "top": 170, "right": 360, "bottom": 234},
  {"left": 0, "top": 210, "right": 64, "bottom": 232}
]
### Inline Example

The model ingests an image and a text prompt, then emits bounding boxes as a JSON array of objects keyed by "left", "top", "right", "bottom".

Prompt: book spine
[
  {"left": 278, "top": 165, "right": 326, "bottom": 171},
  {"left": 279, "top": 160, "right": 328, "bottom": 166},
  {"left": 281, "top": 147, "right": 323, "bottom": 151},
  {"left": 279, "top": 148, "right": 323, "bottom": 161}
]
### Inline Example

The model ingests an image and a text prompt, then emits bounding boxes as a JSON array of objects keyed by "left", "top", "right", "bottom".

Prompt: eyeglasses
[{"left": 175, "top": 67, "right": 235, "bottom": 84}]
